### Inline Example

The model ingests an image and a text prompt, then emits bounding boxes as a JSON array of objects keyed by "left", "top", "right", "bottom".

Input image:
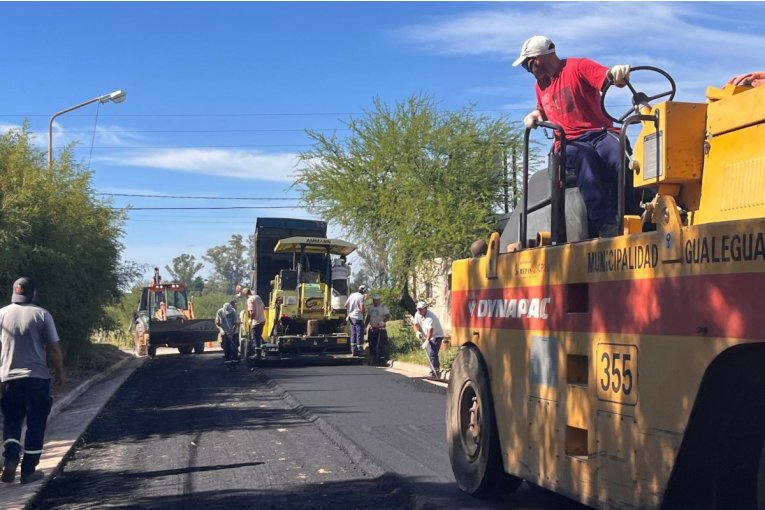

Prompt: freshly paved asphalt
[
  {"left": 31, "top": 352, "right": 407, "bottom": 509},
  {"left": 258, "top": 363, "right": 588, "bottom": 510},
  {"left": 10, "top": 349, "right": 588, "bottom": 509}
]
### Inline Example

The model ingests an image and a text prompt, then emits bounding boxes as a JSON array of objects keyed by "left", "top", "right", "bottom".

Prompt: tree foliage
[
  {"left": 203, "top": 234, "right": 249, "bottom": 293},
  {"left": 295, "top": 94, "right": 525, "bottom": 290},
  {"left": 0, "top": 126, "right": 127, "bottom": 358},
  {"left": 165, "top": 253, "right": 204, "bottom": 288}
]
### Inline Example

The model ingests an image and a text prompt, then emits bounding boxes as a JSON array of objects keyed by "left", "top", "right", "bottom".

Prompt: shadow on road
[{"left": 35, "top": 472, "right": 411, "bottom": 509}]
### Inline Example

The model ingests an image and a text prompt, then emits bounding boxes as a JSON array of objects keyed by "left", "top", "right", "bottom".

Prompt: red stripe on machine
[{"left": 451, "top": 273, "right": 765, "bottom": 340}]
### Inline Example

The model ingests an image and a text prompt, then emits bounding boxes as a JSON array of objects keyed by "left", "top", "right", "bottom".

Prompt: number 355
[{"left": 596, "top": 344, "right": 638, "bottom": 405}]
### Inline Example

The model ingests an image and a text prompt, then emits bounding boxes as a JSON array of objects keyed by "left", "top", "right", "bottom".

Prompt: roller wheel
[{"left": 447, "top": 345, "right": 522, "bottom": 496}]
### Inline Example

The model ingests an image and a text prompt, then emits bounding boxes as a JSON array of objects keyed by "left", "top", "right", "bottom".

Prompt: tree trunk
[{"left": 395, "top": 280, "right": 417, "bottom": 316}]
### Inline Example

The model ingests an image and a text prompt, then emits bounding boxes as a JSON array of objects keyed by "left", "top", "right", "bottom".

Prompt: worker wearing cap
[
  {"left": 244, "top": 287, "right": 266, "bottom": 360},
  {"left": 345, "top": 285, "right": 367, "bottom": 356},
  {"left": 0, "top": 277, "right": 65, "bottom": 484},
  {"left": 514, "top": 35, "right": 631, "bottom": 238},
  {"left": 366, "top": 294, "right": 391, "bottom": 366},
  {"left": 412, "top": 301, "right": 445, "bottom": 378}
]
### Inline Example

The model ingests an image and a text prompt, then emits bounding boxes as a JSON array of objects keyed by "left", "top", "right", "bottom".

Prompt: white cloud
[
  {"left": 0, "top": 123, "right": 48, "bottom": 147},
  {"left": 50, "top": 122, "right": 145, "bottom": 149},
  {"left": 2, "top": 122, "right": 144, "bottom": 153},
  {"left": 395, "top": 3, "right": 765, "bottom": 59},
  {"left": 394, "top": 2, "right": 765, "bottom": 99},
  {"left": 95, "top": 148, "right": 300, "bottom": 182}
]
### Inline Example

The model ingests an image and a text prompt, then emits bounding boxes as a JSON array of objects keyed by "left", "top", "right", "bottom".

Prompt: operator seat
[
  {"left": 500, "top": 141, "right": 647, "bottom": 251},
  {"left": 280, "top": 270, "right": 298, "bottom": 291},
  {"left": 500, "top": 163, "right": 589, "bottom": 250}
]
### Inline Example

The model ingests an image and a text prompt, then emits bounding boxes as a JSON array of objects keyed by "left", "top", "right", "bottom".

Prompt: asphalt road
[
  {"left": 34, "top": 351, "right": 588, "bottom": 509},
  {"left": 258, "top": 362, "right": 588, "bottom": 510},
  {"left": 33, "top": 352, "right": 408, "bottom": 510}
]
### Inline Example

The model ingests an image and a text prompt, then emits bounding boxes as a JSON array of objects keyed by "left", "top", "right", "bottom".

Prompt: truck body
[
  {"left": 446, "top": 74, "right": 765, "bottom": 509},
  {"left": 251, "top": 217, "right": 328, "bottom": 301},
  {"left": 250, "top": 218, "right": 357, "bottom": 358},
  {"left": 133, "top": 280, "right": 217, "bottom": 357}
]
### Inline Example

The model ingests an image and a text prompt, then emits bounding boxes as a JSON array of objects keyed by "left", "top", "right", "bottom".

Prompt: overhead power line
[
  {"left": 32, "top": 128, "right": 351, "bottom": 134},
  {"left": 0, "top": 112, "right": 366, "bottom": 118},
  {"left": 0, "top": 107, "right": 540, "bottom": 120},
  {"left": 66, "top": 144, "right": 310, "bottom": 149},
  {"left": 114, "top": 205, "right": 303, "bottom": 211},
  {"left": 99, "top": 193, "right": 298, "bottom": 200}
]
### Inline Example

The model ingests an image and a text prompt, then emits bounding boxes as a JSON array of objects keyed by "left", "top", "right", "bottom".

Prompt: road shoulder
[{"left": 0, "top": 356, "right": 145, "bottom": 510}]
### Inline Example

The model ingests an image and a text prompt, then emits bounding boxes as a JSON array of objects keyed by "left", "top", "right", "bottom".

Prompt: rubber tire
[
  {"left": 148, "top": 345, "right": 157, "bottom": 357},
  {"left": 135, "top": 334, "right": 148, "bottom": 357},
  {"left": 758, "top": 440, "right": 765, "bottom": 510},
  {"left": 193, "top": 342, "right": 205, "bottom": 354},
  {"left": 240, "top": 337, "right": 248, "bottom": 361},
  {"left": 447, "top": 345, "right": 522, "bottom": 497},
  {"left": 178, "top": 346, "right": 193, "bottom": 355}
]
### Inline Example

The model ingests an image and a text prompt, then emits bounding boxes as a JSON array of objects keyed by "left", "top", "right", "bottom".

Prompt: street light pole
[{"left": 48, "top": 89, "right": 127, "bottom": 168}]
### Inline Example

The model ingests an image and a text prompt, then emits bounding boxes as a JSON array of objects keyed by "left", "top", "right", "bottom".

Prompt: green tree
[
  {"left": 165, "top": 253, "right": 204, "bottom": 287},
  {"left": 295, "top": 94, "right": 526, "bottom": 295},
  {"left": 0, "top": 125, "right": 127, "bottom": 359},
  {"left": 203, "top": 234, "right": 249, "bottom": 293}
]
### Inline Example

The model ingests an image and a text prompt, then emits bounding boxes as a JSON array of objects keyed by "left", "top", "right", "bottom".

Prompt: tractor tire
[
  {"left": 178, "top": 346, "right": 193, "bottom": 355},
  {"left": 135, "top": 334, "right": 148, "bottom": 357},
  {"left": 447, "top": 345, "right": 522, "bottom": 497},
  {"left": 148, "top": 345, "right": 157, "bottom": 357},
  {"left": 194, "top": 342, "right": 205, "bottom": 354}
]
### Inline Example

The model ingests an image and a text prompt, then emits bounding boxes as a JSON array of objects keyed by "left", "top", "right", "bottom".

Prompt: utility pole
[
  {"left": 511, "top": 147, "right": 518, "bottom": 209},
  {"left": 503, "top": 147, "right": 510, "bottom": 213}
]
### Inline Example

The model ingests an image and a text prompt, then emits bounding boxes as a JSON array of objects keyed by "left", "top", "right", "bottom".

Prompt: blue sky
[{"left": 1, "top": 2, "right": 764, "bottom": 282}]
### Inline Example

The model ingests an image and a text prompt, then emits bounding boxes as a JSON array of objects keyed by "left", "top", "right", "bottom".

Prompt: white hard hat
[
  {"left": 359, "top": 285, "right": 367, "bottom": 293},
  {"left": 371, "top": 294, "right": 381, "bottom": 300},
  {"left": 416, "top": 301, "right": 428, "bottom": 309},
  {"left": 512, "top": 35, "right": 555, "bottom": 67}
]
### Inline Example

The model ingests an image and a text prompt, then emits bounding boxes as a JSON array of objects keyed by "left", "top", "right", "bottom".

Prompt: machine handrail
[
  {"left": 618, "top": 113, "right": 659, "bottom": 228},
  {"left": 522, "top": 122, "right": 566, "bottom": 248}
]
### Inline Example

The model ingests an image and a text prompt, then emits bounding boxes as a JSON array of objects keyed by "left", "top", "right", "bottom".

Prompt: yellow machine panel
[
  {"left": 694, "top": 85, "right": 765, "bottom": 225},
  {"left": 633, "top": 102, "right": 707, "bottom": 188},
  {"left": 706, "top": 83, "right": 765, "bottom": 136}
]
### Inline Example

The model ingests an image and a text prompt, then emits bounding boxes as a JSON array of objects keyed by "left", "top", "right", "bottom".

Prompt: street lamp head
[
  {"left": 100, "top": 89, "right": 127, "bottom": 104},
  {"left": 49, "top": 88, "right": 128, "bottom": 168}
]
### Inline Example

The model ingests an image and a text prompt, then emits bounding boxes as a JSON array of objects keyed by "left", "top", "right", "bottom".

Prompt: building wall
[{"left": 409, "top": 257, "right": 452, "bottom": 338}]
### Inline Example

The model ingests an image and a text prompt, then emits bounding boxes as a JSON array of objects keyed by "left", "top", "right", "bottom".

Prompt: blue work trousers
[
  {"left": 564, "top": 130, "right": 622, "bottom": 229},
  {"left": 1, "top": 378, "right": 53, "bottom": 475},
  {"left": 368, "top": 327, "right": 388, "bottom": 363},
  {"left": 221, "top": 332, "right": 239, "bottom": 362},
  {"left": 250, "top": 322, "right": 265, "bottom": 350},
  {"left": 349, "top": 319, "right": 365, "bottom": 351},
  {"left": 425, "top": 337, "right": 444, "bottom": 372}
]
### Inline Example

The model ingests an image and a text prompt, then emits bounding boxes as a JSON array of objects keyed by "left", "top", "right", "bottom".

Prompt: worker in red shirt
[{"left": 514, "top": 35, "right": 630, "bottom": 238}]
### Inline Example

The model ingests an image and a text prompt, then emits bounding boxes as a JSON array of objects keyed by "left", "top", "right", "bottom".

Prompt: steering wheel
[{"left": 601, "top": 65, "right": 676, "bottom": 124}]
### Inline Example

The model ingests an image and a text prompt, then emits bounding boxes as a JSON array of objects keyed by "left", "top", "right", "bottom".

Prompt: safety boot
[
  {"left": 20, "top": 470, "right": 44, "bottom": 484},
  {"left": 1, "top": 460, "right": 18, "bottom": 483}
]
